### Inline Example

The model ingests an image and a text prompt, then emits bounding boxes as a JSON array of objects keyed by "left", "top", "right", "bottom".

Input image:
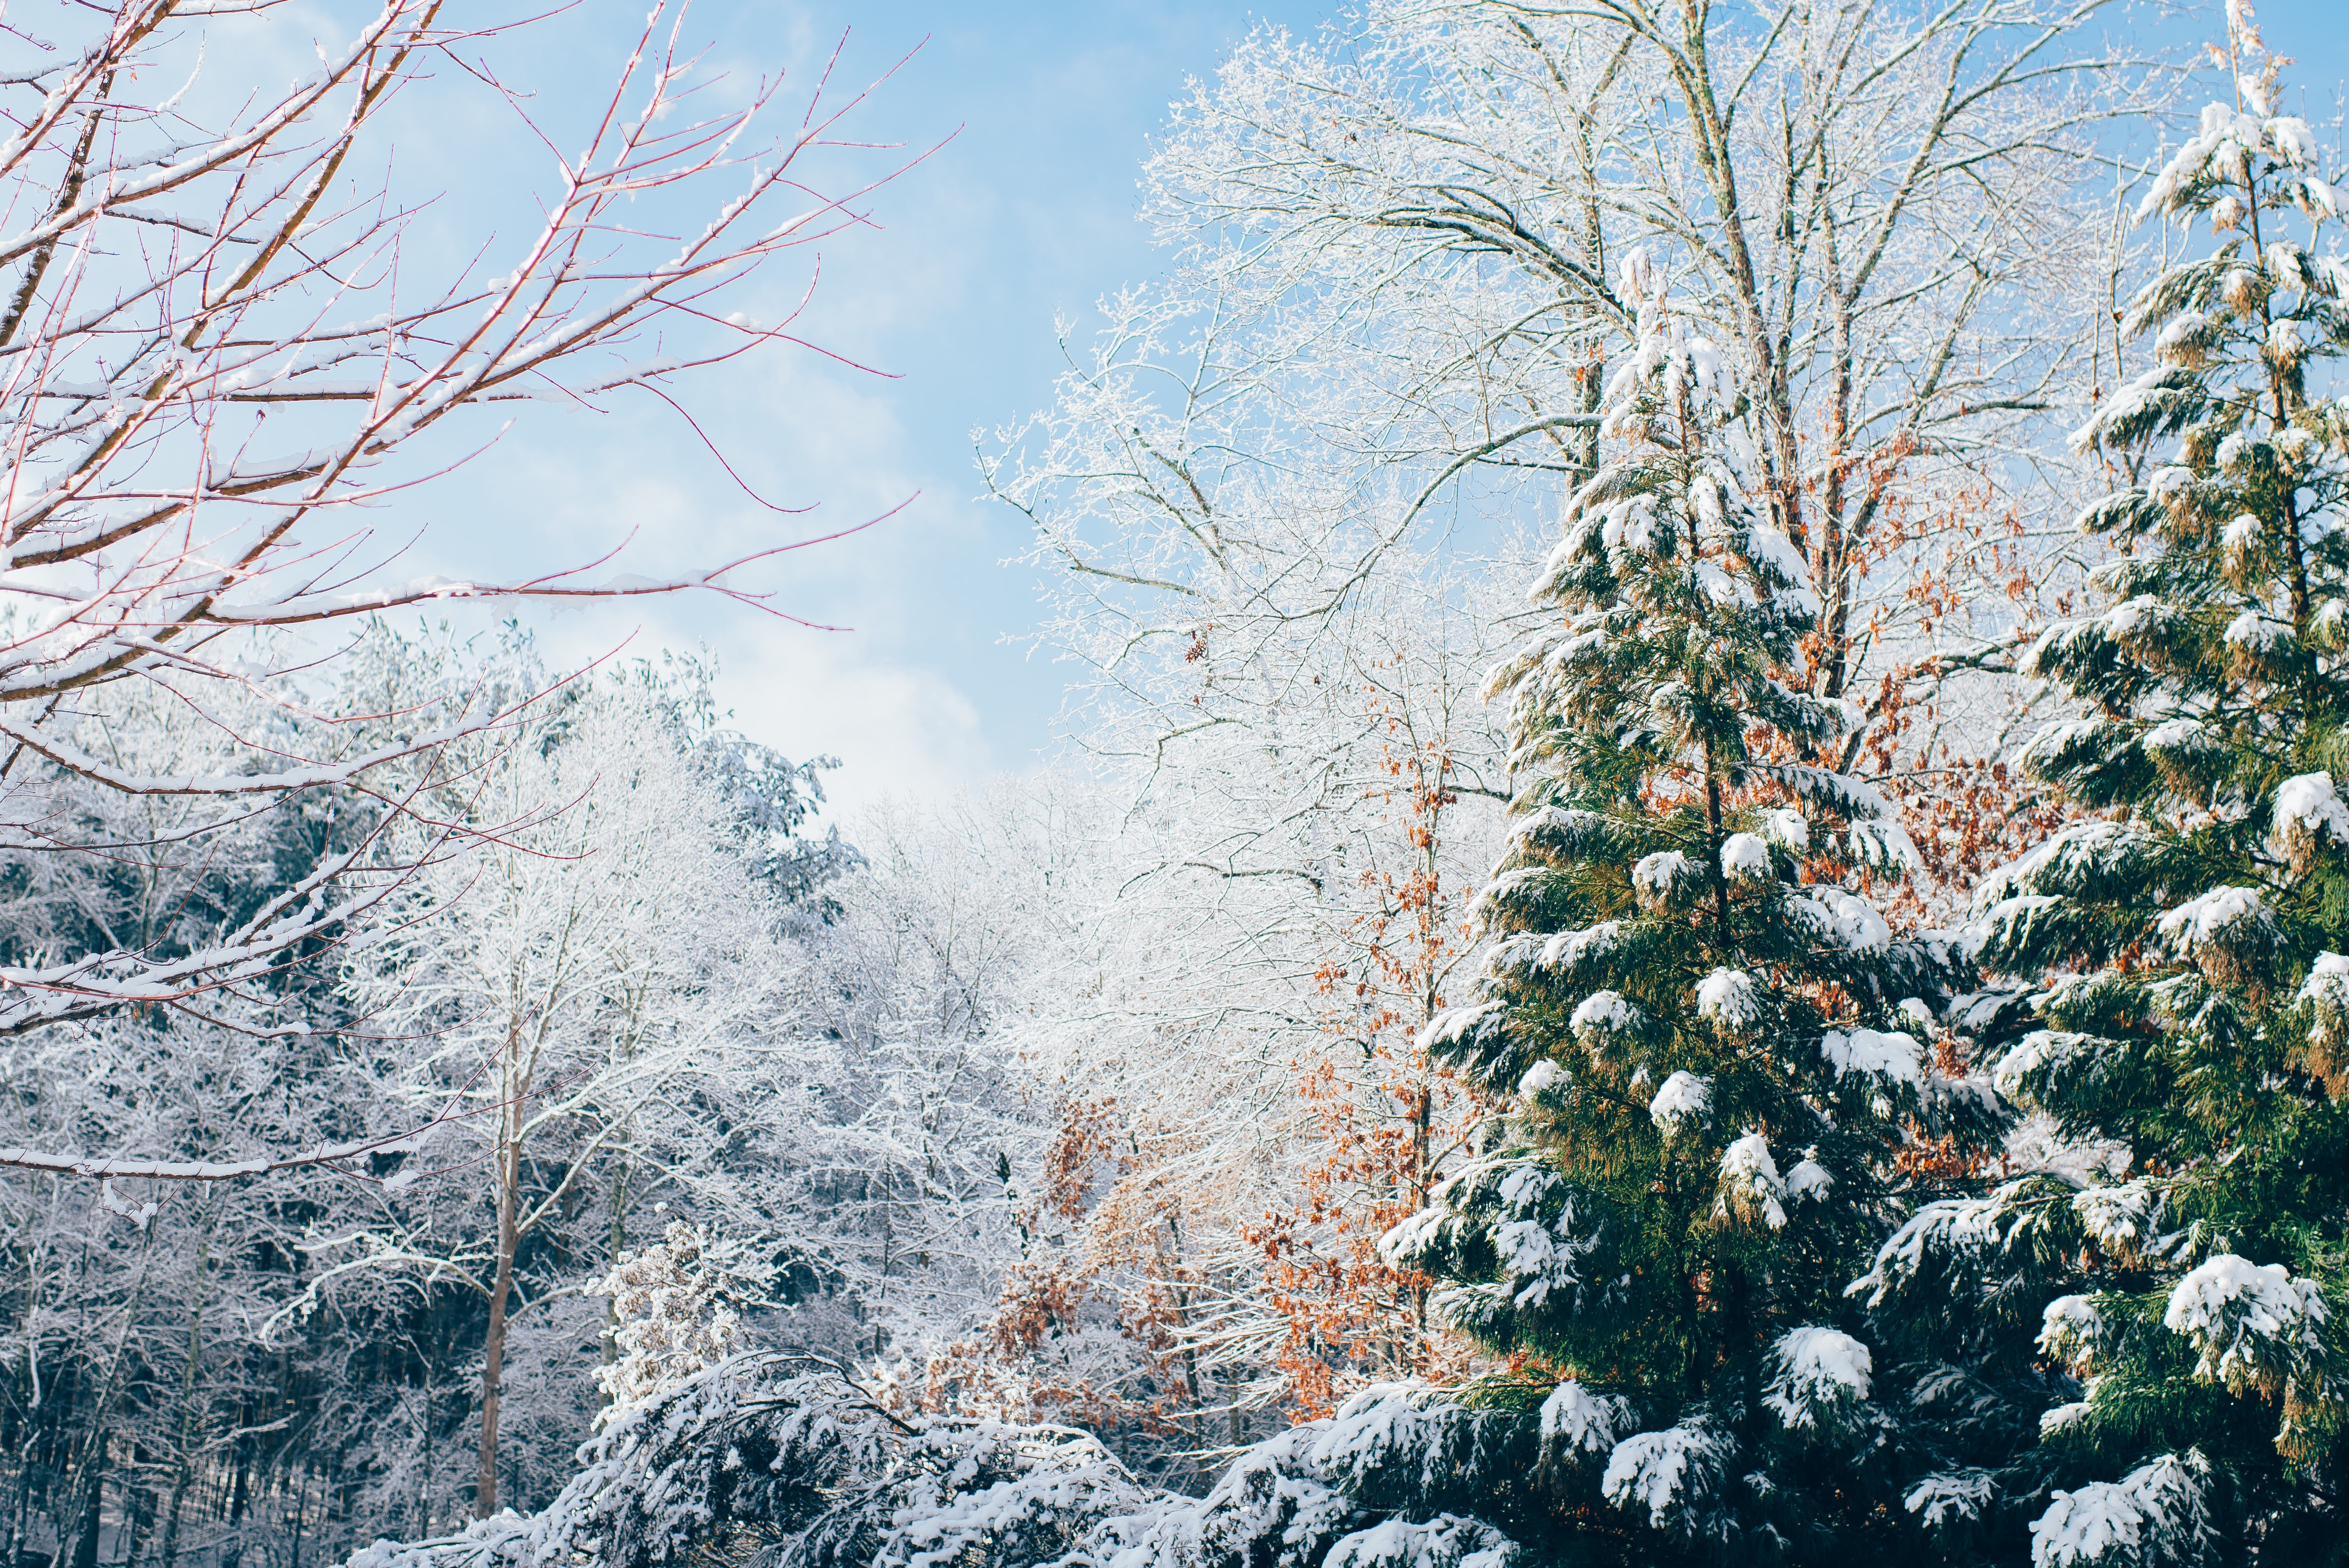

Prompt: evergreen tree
[
  {"left": 1380, "top": 252, "right": 1995, "bottom": 1561},
  {"left": 1852, "top": 19, "right": 2349, "bottom": 1564}
]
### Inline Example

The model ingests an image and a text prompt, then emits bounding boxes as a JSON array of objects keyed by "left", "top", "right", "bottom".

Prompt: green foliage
[
  {"left": 1861, "top": 32, "right": 2349, "bottom": 1562},
  {"left": 1388, "top": 255, "right": 1997, "bottom": 1559}
]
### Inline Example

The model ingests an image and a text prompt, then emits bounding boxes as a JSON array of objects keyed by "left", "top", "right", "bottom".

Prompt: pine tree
[
  {"left": 1852, "top": 16, "right": 2349, "bottom": 1563},
  {"left": 1379, "top": 252, "right": 1996, "bottom": 1561}
]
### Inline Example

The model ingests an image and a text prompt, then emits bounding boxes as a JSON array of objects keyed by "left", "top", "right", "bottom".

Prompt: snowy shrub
[
  {"left": 345, "top": 1357, "right": 1152, "bottom": 1568},
  {"left": 596, "top": 1222, "right": 763, "bottom": 1421},
  {"left": 1092, "top": 1424, "right": 1360, "bottom": 1568}
]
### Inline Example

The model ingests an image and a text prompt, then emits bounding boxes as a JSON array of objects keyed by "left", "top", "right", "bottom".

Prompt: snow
[
  {"left": 2142, "top": 717, "right": 2216, "bottom": 755},
  {"left": 1379, "top": 1206, "right": 1455, "bottom": 1269},
  {"left": 1848, "top": 818, "right": 1922, "bottom": 870},
  {"left": 2037, "top": 1295, "right": 2106, "bottom": 1372},
  {"left": 1323, "top": 1516, "right": 1519, "bottom": 1568},
  {"left": 1788, "top": 887, "right": 1892, "bottom": 952},
  {"left": 1493, "top": 1211, "right": 1595, "bottom": 1308},
  {"left": 1417, "top": 1000, "right": 1505, "bottom": 1053},
  {"left": 1518, "top": 1060, "right": 1562, "bottom": 1095},
  {"left": 2102, "top": 594, "right": 2166, "bottom": 637},
  {"left": 2155, "top": 885, "right": 2273, "bottom": 957},
  {"left": 1487, "top": 922, "right": 1622, "bottom": 980},
  {"left": 2072, "top": 1181, "right": 2168, "bottom": 1258},
  {"left": 2162, "top": 1254, "right": 2328, "bottom": 1391},
  {"left": 1715, "top": 1133, "right": 1788, "bottom": 1229},
  {"left": 2275, "top": 772, "right": 2349, "bottom": 863},
  {"left": 2225, "top": 609, "right": 2285, "bottom": 650},
  {"left": 1756, "top": 764, "right": 1899, "bottom": 824},
  {"left": 2155, "top": 309, "right": 2210, "bottom": 355},
  {"left": 2300, "top": 950, "right": 2349, "bottom": 1010},
  {"left": 1496, "top": 1164, "right": 1561, "bottom": 1215},
  {"left": 1784, "top": 1158, "right": 1833, "bottom": 1201},
  {"left": 2271, "top": 115, "right": 2321, "bottom": 166},
  {"left": 1719, "top": 832, "right": 1771, "bottom": 880},
  {"left": 1648, "top": 1071, "right": 1710, "bottom": 1135},
  {"left": 1819, "top": 1027, "right": 1923, "bottom": 1088},
  {"left": 1631, "top": 850, "right": 1697, "bottom": 905},
  {"left": 1305, "top": 1384, "right": 1516, "bottom": 1501},
  {"left": 2017, "top": 715, "right": 2109, "bottom": 767},
  {"left": 1968, "top": 822, "right": 2148, "bottom": 908},
  {"left": 1692, "top": 559, "right": 1744, "bottom": 605},
  {"left": 1991, "top": 1030, "right": 2097, "bottom": 1100},
  {"left": 1694, "top": 968, "right": 1760, "bottom": 1031},
  {"left": 1599, "top": 496, "right": 1663, "bottom": 554},
  {"left": 1538, "top": 1381, "right": 1632, "bottom": 1456},
  {"left": 1487, "top": 1170, "right": 1598, "bottom": 1309},
  {"left": 1571, "top": 990, "right": 1642, "bottom": 1040},
  {"left": 1741, "top": 523, "right": 1814, "bottom": 597},
  {"left": 1759, "top": 807, "right": 1808, "bottom": 850},
  {"left": 2038, "top": 1401, "right": 2092, "bottom": 1438},
  {"left": 1846, "top": 1181, "right": 2039, "bottom": 1309},
  {"left": 2269, "top": 318, "right": 2307, "bottom": 365},
  {"left": 1600, "top": 1421, "right": 1729, "bottom": 1535},
  {"left": 1905, "top": 1470, "right": 1998, "bottom": 1528},
  {"left": 2028, "top": 1451, "right": 2214, "bottom": 1568},
  {"left": 1763, "top": 1326, "right": 1872, "bottom": 1430}
]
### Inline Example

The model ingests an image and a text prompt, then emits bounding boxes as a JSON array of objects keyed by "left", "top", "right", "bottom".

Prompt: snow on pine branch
[{"left": 2027, "top": 1450, "right": 2217, "bottom": 1568}]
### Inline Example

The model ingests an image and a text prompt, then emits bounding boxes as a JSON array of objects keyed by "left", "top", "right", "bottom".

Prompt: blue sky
[{"left": 392, "top": 0, "right": 2348, "bottom": 815}]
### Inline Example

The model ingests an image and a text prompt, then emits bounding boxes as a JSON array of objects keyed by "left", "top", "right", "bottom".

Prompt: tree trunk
[
  {"left": 221, "top": 1421, "right": 250, "bottom": 1568},
  {"left": 118, "top": 1448, "right": 148, "bottom": 1568},
  {"left": 155, "top": 1223, "right": 210, "bottom": 1568},
  {"left": 68, "top": 1433, "right": 103, "bottom": 1568},
  {"left": 474, "top": 1136, "right": 520, "bottom": 1520}
]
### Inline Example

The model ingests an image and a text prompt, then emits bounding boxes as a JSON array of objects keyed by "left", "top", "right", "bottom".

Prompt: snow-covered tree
[
  {"left": 1851, "top": 13, "right": 2349, "bottom": 1559},
  {"left": 1373, "top": 253, "right": 1997, "bottom": 1557},
  {"left": 328, "top": 669, "right": 818, "bottom": 1520},
  {"left": 597, "top": 1222, "right": 775, "bottom": 1420},
  {"left": 785, "top": 790, "right": 1091, "bottom": 1393}
]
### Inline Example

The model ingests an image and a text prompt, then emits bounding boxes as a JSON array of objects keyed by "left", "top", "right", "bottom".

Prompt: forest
[{"left": 2, "top": 0, "right": 2347, "bottom": 1565}]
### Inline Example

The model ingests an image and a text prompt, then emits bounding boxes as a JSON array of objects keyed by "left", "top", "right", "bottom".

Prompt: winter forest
[{"left": 8, "top": 0, "right": 2349, "bottom": 1564}]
